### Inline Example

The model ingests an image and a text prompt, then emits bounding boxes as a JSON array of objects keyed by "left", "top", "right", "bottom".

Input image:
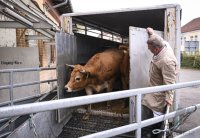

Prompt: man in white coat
[{"left": 141, "top": 27, "right": 179, "bottom": 138}]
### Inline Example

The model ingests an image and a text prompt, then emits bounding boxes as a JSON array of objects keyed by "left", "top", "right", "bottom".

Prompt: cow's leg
[
  {"left": 121, "top": 76, "right": 129, "bottom": 108},
  {"left": 83, "top": 88, "right": 93, "bottom": 120},
  {"left": 121, "top": 76, "right": 127, "bottom": 90},
  {"left": 106, "top": 79, "right": 115, "bottom": 110}
]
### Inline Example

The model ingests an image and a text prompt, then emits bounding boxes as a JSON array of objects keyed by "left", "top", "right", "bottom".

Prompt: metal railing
[
  {"left": 0, "top": 80, "right": 200, "bottom": 137},
  {"left": 0, "top": 67, "right": 57, "bottom": 106}
]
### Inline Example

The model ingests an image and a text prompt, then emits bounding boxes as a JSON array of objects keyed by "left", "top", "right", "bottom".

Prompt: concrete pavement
[{"left": 176, "top": 68, "right": 200, "bottom": 133}]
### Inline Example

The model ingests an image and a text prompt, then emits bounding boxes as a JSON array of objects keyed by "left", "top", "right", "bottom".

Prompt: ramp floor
[
  {"left": 59, "top": 111, "right": 135, "bottom": 138},
  {"left": 59, "top": 99, "right": 134, "bottom": 138}
]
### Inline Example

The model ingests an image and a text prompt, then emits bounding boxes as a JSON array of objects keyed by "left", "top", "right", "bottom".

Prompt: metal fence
[
  {"left": 0, "top": 80, "right": 200, "bottom": 137},
  {"left": 0, "top": 67, "right": 57, "bottom": 106}
]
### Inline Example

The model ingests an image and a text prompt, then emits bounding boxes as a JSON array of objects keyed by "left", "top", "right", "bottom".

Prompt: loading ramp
[{"left": 59, "top": 99, "right": 134, "bottom": 138}]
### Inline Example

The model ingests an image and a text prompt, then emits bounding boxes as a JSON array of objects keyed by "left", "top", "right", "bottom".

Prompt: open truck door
[{"left": 129, "top": 27, "right": 164, "bottom": 123}]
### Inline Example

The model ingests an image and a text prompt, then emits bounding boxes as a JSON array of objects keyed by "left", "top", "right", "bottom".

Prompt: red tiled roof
[{"left": 181, "top": 17, "right": 200, "bottom": 33}]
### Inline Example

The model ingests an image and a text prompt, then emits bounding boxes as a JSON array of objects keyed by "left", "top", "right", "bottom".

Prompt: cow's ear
[{"left": 66, "top": 64, "right": 74, "bottom": 68}]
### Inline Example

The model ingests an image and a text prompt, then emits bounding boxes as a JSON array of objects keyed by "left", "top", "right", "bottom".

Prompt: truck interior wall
[
  {"left": 56, "top": 32, "right": 78, "bottom": 122},
  {"left": 56, "top": 32, "right": 122, "bottom": 99},
  {"left": 75, "top": 33, "right": 121, "bottom": 64}
]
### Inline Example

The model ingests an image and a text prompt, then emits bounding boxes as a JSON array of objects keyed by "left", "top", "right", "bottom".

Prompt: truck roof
[{"left": 62, "top": 4, "right": 181, "bottom": 36}]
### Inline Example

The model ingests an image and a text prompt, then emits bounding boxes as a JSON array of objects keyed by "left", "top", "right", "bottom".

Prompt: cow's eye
[{"left": 75, "top": 76, "right": 81, "bottom": 81}]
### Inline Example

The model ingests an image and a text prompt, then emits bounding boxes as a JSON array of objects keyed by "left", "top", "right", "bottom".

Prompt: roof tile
[{"left": 182, "top": 17, "right": 200, "bottom": 33}]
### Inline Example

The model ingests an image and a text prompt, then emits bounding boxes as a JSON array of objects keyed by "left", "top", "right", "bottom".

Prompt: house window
[
  {"left": 190, "top": 36, "right": 193, "bottom": 41},
  {"left": 195, "top": 35, "right": 198, "bottom": 41},
  {"left": 184, "top": 41, "right": 199, "bottom": 53}
]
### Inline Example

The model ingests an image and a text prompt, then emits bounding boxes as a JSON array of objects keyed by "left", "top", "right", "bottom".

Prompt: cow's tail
[{"left": 119, "top": 45, "right": 130, "bottom": 90}]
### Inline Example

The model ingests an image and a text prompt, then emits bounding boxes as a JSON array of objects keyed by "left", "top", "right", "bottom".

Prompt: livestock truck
[{"left": 0, "top": 3, "right": 185, "bottom": 138}]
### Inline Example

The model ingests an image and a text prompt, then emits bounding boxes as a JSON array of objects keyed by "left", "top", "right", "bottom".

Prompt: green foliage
[{"left": 181, "top": 53, "right": 200, "bottom": 69}]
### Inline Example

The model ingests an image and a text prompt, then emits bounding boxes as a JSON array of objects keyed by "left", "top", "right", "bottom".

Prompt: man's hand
[
  {"left": 166, "top": 99, "right": 173, "bottom": 106},
  {"left": 146, "top": 27, "right": 154, "bottom": 36}
]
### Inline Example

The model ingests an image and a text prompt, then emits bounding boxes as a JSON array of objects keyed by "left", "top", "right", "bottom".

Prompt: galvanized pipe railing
[
  {"left": 0, "top": 86, "right": 57, "bottom": 107},
  {"left": 0, "top": 80, "right": 199, "bottom": 137},
  {"left": 0, "top": 94, "right": 41, "bottom": 107},
  {"left": 0, "top": 67, "right": 57, "bottom": 105},
  {"left": 81, "top": 104, "right": 200, "bottom": 138},
  {"left": 0, "top": 80, "right": 199, "bottom": 118},
  {"left": 0, "top": 67, "right": 56, "bottom": 73},
  {"left": 0, "top": 79, "right": 57, "bottom": 90}
]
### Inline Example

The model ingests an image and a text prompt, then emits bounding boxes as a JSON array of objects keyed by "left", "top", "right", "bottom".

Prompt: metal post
[
  {"left": 8, "top": 71, "right": 14, "bottom": 133},
  {"left": 136, "top": 94, "right": 142, "bottom": 138},
  {"left": 9, "top": 71, "right": 14, "bottom": 106},
  {"left": 101, "top": 29, "right": 103, "bottom": 39},
  {"left": 85, "top": 25, "right": 87, "bottom": 35},
  {"left": 129, "top": 96, "right": 135, "bottom": 123},
  {"left": 174, "top": 4, "right": 181, "bottom": 130}
]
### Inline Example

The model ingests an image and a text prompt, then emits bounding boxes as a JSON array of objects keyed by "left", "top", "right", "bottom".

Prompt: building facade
[{"left": 181, "top": 17, "right": 200, "bottom": 54}]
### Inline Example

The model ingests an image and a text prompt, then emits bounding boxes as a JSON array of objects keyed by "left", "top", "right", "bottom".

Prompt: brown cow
[{"left": 65, "top": 47, "right": 129, "bottom": 119}]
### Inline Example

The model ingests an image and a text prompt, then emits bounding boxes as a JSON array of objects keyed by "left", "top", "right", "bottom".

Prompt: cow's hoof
[{"left": 82, "top": 113, "right": 90, "bottom": 120}]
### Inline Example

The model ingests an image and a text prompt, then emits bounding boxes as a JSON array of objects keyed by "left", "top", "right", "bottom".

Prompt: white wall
[{"left": 0, "top": 14, "right": 16, "bottom": 47}]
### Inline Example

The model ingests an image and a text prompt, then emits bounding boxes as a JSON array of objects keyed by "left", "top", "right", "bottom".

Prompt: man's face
[
  {"left": 148, "top": 44, "right": 160, "bottom": 55},
  {"left": 147, "top": 44, "right": 155, "bottom": 54}
]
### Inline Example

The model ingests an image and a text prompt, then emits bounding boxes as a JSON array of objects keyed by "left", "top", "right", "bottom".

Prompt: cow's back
[{"left": 85, "top": 49, "right": 124, "bottom": 82}]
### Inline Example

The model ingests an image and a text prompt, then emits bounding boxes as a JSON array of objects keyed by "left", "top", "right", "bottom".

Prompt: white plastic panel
[
  {"left": 129, "top": 26, "right": 164, "bottom": 123},
  {"left": 129, "top": 27, "right": 163, "bottom": 89}
]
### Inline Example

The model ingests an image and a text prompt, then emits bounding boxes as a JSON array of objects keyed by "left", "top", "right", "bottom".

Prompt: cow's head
[{"left": 65, "top": 64, "right": 91, "bottom": 92}]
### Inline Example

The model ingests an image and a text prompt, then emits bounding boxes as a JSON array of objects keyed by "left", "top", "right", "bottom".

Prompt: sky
[{"left": 71, "top": 0, "right": 200, "bottom": 26}]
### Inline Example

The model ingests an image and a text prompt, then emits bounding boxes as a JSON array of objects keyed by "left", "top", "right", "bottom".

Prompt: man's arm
[{"left": 162, "top": 61, "right": 177, "bottom": 105}]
